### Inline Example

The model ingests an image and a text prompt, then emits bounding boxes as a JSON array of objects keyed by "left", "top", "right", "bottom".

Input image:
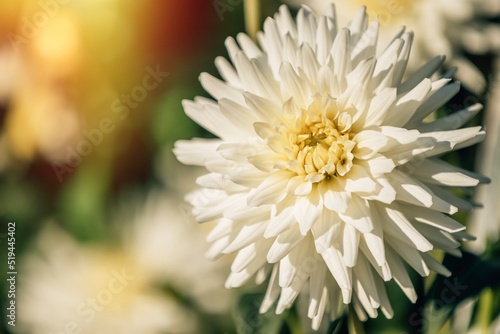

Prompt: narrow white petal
[
  {"left": 278, "top": 239, "right": 314, "bottom": 288},
  {"left": 219, "top": 98, "right": 257, "bottom": 133},
  {"left": 299, "top": 43, "right": 321, "bottom": 84},
  {"left": 339, "top": 195, "right": 374, "bottom": 233},
  {"left": 427, "top": 185, "right": 474, "bottom": 212},
  {"left": 183, "top": 99, "right": 242, "bottom": 140},
  {"left": 296, "top": 6, "right": 317, "bottom": 48},
  {"left": 319, "top": 179, "right": 351, "bottom": 214},
  {"left": 384, "top": 78, "right": 432, "bottom": 127},
  {"left": 380, "top": 204, "right": 433, "bottom": 252},
  {"left": 243, "top": 92, "right": 281, "bottom": 122},
  {"left": 392, "top": 31, "right": 413, "bottom": 86},
  {"left": 311, "top": 288, "right": 328, "bottom": 330},
  {"left": 418, "top": 126, "right": 484, "bottom": 158},
  {"left": 389, "top": 169, "right": 458, "bottom": 214},
  {"left": 173, "top": 139, "right": 222, "bottom": 166},
  {"left": 361, "top": 206, "right": 386, "bottom": 267},
  {"left": 254, "top": 265, "right": 270, "bottom": 285},
  {"left": 205, "top": 235, "right": 230, "bottom": 260},
  {"left": 385, "top": 246, "right": 417, "bottom": 302},
  {"left": 223, "top": 196, "right": 270, "bottom": 220},
  {"left": 402, "top": 204, "right": 466, "bottom": 233},
  {"left": 353, "top": 130, "right": 389, "bottom": 159},
  {"left": 380, "top": 126, "right": 421, "bottom": 146},
  {"left": 347, "top": 6, "right": 368, "bottom": 43},
  {"left": 387, "top": 239, "right": 430, "bottom": 277},
  {"left": 417, "top": 103, "right": 483, "bottom": 133},
  {"left": 260, "top": 265, "right": 281, "bottom": 313},
  {"left": 331, "top": 28, "right": 351, "bottom": 92},
  {"left": 206, "top": 218, "right": 233, "bottom": 243},
  {"left": 294, "top": 189, "right": 323, "bottom": 235},
  {"left": 363, "top": 87, "right": 397, "bottom": 128},
  {"left": 215, "top": 56, "right": 241, "bottom": 88},
  {"left": 233, "top": 51, "right": 270, "bottom": 97},
  {"left": 223, "top": 220, "right": 267, "bottom": 254},
  {"left": 321, "top": 247, "right": 352, "bottom": 303},
  {"left": 275, "top": 5, "right": 297, "bottom": 39},
  {"left": 343, "top": 223, "right": 360, "bottom": 267},
  {"left": 286, "top": 175, "right": 313, "bottom": 196},
  {"left": 196, "top": 193, "right": 246, "bottom": 223},
  {"left": 267, "top": 225, "right": 303, "bottom": 264},
  {"left": 411, "top": 158, "right": 488, "bottom": 187},
  {"left": 343, "top": 165, "right": 377, "bottom": 194},
  {"left": 231, "top": 240, "right": 271, "bottom": 273},
  {"left": 311, "top": 209, "right": 341, "bottom": 252},
  {"left": 261, "top": 18, "right": 283, "bottom": 75},
  {"left": 308, "top": 266, "right": 327, "bottom": 318},
  {"left": 247, "top": 171, "right": 292, "bottom": 206},
  {"left": 407, "top": 81, "right": 460, "bottom": 127},
  {"left": 420, "top": 252, "right": 451, "bottom": 277},
  {"left": 373, "top": 273, "right": 394, "bottom": 319},
  {"left": 357, "top": 154, "right": 396, "bottom": 176},
  {"left": 353, "top": 255, "right": 381, "bottom": 309},
  {"left": 279, "top": 61, "right": 310, "bottom": 108},
  {"left": 353, "top": 278, "right": 378, "bottom": 319},
  {"left": 236, "top": 32, "right": 263, "bottom": 59},
  {"left": 398, "top": 55, "right": 445, "bottom": 94},
  {"left": 351, "top": 20, "right": 379, "bottom": 67},
  {"left": 413, "top": 223, "right": 461, "bottom": 253},
  {"left": 199, "top": 71, "right": 245, "bottom": 104},
  {"left": 196, "top": 173, "right": 245, "bottom": 192},
  {"left": 315, "top": 16, "right": 332, "bottom": 65},
  {"left": 352, "top": 294, "right": 369, "bottom": 321}
]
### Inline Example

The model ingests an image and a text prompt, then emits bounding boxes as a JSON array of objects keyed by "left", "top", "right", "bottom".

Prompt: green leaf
[
  {"left": 428, "top": 251, "right": 500, "bottom": 310},
  {"left": 416, "top": 252, "right": 500, "bottom": 333},
  {"left": 233, "top": 292, "right": 289, "bottom": 334},
  {"left": 328, "top": 317, "right": 347, "bottom": 334}
]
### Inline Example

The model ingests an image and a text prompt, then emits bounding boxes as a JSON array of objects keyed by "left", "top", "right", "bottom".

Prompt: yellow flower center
[{"left": 286, "top": 98, "right": 357, "bottom": 182}]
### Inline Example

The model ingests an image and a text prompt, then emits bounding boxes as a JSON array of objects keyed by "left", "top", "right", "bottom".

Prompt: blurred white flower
[
  {"left": 468, "top": 56, "right": 500, "bottom": 253},
  {"left": 16, "top": 224, "right": 200, "bottom": 334},
  {"left": 125, "top": 190, "right": 234, "bottom": 313},
  {"left": 452, "top": 296, "right": 500, "bottom": 334},
  {"left": 286, "top": 0, "right": 500, "bottom": 93},
  {"left": 16, "top": 191, "right": 234, "bottom": 333},
  {"left": 174, "top": 5, "right": 487, "bottom": 329}
]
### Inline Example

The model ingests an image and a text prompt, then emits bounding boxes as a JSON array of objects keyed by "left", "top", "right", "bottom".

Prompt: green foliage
[
  {"left": 56, "top": 163, "right": 109, "bottom": 242},
  {"left": 150, "top": 84, "right": 204, "bottom": 146},
  {"left": 429, "top": 252, "right": 500, "bottom": 309},
  {"left": 234, "top": 293, "right": 290, "bottom": 334}
]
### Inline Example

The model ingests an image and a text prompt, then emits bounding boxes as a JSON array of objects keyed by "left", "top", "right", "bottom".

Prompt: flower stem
[
  {"left": 348, "top": 307, "right": 365, "bottom": 334},
  {"left": 477, "top": 288, "right": 493, "bottom": 333},
  {"left": 244, "top": 0, "right": 260, "bottom": 41}
]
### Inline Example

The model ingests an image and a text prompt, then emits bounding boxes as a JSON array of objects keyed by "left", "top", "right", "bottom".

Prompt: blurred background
[{"left": 0, "top": 0, "right": 498, "bottom": 333}]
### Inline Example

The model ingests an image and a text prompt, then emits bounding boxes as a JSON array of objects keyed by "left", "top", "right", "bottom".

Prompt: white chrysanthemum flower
[
  {"left": 286, "top": 0, "right": 500, "bottom": 92},
  {"left": 174, "top": 5, "right": 487, "bottom": 329}
]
